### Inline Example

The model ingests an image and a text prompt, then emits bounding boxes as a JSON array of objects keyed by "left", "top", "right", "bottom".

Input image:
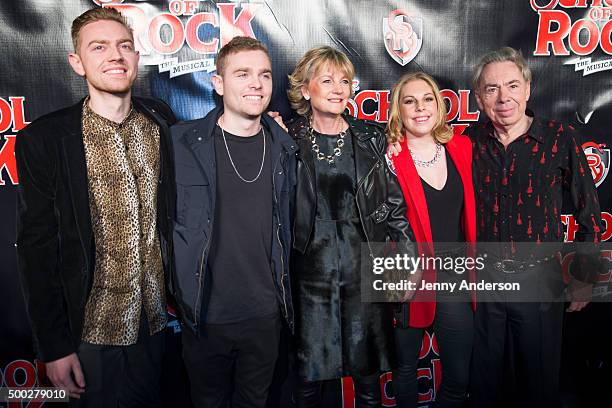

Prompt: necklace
[
  {"left": 410, "top": 142, "right": 442, "bottom": 168},
  {"left": 218, "top": 122, "right": 266, "bottom": 183},
  {"left": 308, "top": 117, "right": 347, "bottom": 165}
]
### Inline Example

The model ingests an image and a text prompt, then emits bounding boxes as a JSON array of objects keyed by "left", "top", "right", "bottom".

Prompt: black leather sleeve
[{"left": 376, "top": 132, "right": 416, "bottom": 245}]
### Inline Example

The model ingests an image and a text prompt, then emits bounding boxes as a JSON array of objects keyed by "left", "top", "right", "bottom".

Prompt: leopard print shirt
[{"left": 81, "top": 99, "right": 167, "bottom": 345}]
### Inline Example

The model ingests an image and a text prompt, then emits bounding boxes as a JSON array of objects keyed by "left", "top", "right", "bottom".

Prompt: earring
[{"left": 304, "top": 95, "right": 310, "bottom": 100}]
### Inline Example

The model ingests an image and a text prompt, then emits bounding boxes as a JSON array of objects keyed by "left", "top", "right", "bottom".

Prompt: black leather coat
[{"left": 291, "top": 115, "right": 414, "bottom": 253}]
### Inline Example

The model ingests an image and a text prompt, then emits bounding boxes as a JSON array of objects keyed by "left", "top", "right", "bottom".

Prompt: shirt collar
[{"left": 485, "top": 109, "right": 544, "bottom": 144}]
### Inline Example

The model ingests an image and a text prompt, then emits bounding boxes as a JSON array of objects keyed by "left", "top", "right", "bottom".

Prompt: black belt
[
  {"left": 486, "top": 253, "right": 559, "bottom": 274},
  {"left": 434, "top": 245, "right": 466, "bottom": 258}
]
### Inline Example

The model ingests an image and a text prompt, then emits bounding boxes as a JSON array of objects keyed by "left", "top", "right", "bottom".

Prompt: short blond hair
[
  {"left": 386, "top": 72, "right": 452, "bottom": 144},
  {"left": 472, "top": 47, "right": 532, "bottom": 91},
  {"left": 71, "top": 7, "right": 132, "bottom": 52},
  {"left": 288, "top": 46, "right": 355, "bottom": 117}
]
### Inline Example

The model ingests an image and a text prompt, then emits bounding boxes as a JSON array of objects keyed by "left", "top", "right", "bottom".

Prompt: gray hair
[{"left": 472, "top": 47, "right": 532, "bottom": 91}]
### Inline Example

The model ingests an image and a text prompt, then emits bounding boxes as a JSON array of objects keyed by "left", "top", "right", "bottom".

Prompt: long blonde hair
[{"left": 386, "top": 72, "right": 452, "bottom": 144}]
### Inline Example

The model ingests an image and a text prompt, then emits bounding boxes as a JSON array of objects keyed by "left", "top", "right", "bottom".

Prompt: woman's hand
[
  {"left": 267, "top": 111, "right": 288, "bottom": 132},
  {"left": 387, "top": 142, "right": 402, "bottom": 157}
]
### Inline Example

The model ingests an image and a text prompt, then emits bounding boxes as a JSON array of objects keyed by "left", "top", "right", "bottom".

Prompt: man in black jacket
[
  {"left": 171, "top": 36, "right": 296, "bottom": 407},
  {"left": 15, "top": 8, "right": 176, "bottom": 407}
]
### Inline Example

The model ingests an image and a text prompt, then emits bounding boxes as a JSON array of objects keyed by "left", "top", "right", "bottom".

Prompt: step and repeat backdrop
[{"left": 1, "top": 0, "right": 611, "bottom": 406}]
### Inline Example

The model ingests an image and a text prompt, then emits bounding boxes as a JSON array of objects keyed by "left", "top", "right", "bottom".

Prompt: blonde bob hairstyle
[
  {"left": 288, "top": 46, "right": 355, "bottom": 117},
  {"left": 386, "top": 72, "right": 452, "bottom": 144}
]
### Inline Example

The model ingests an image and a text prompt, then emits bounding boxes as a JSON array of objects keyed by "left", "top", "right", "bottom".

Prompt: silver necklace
[
  {"left": 219, "top": 123, "right": 266, "bottom": 183},
  {"left": 410, "top": 143, "right": 442, "bottom": 168},
  {"left": 308, "top": 118, "right": 347, "bottom": 165}
]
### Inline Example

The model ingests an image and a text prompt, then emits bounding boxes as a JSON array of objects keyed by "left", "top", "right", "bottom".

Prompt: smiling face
[
  {"left": 68, "top": 19, "right": 139, "bottom": 98},
  {"left": 399, "top": 79, "right": 438, "bottom": 139},
  {"left": 302, "top": 64, "right": 351, "bottom": 120},
  {"left": 212, "top": 49, "right": 272, "bottom": 120},
  {"left": 475, "top": 60, "right": 531, "bottom": 128}
]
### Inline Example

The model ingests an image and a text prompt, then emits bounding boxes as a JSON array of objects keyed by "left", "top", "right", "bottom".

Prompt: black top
[
  {"left": 313, "top": 130, "right": 357, "bottom": 221},
  {"left": 205, "top": 124, "right": 277, "bottom": 324},
  {"left": 421, "top": 149, "right": 464, "bottom": 246},
  {"left": 466, "top": 114, "right": 602, "bottom": 246}
]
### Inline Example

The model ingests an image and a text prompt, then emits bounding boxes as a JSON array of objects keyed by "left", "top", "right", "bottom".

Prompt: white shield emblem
[
  {"left": 383, "top": 10, "right": 423, "bottom": 66},
  {"left": 583, "top": 142, "right": 610, "bottom": 187}
]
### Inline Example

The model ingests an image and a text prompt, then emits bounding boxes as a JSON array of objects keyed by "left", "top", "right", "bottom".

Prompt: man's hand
[
  {"left": 45, "top": 353, "right": 85, "bottom": 398},
  {"left": 267, "top": 111, "right": 287, "bottom": 132},
  {"left": 566, "top": 279, "right": 592, "bottom": 312},
  {"left": 387, "top": 142, "right": 402, "bottom": 157}
]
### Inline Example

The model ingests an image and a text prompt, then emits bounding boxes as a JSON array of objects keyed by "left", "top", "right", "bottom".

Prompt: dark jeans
[
  {"left": 295, "top": 373, "right": 381, "bottom": 408},
  {"left": 182, "top": 315, "right": 281, "bottom": 408},
  {"left": 393, "top": 298, "right": 473, "bottom": 408},
  {"left": 470, "top": 261, "right": 565, "bottom": 408},
  {"left": 71, "top": 314, "right": 165, "bottom": 408}
]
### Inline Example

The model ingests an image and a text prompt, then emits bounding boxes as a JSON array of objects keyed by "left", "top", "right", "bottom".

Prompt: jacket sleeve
[
  {"left": 373, "top": 129, "right": 415, "bottom": 245},
  {"left": 15, "top": 125, "right": 75, "bottom": 362}
]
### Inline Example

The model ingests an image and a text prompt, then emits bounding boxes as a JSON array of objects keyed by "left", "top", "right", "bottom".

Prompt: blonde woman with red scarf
[{"left": 386, "top": 72, "right": 476, "bottom": 408}]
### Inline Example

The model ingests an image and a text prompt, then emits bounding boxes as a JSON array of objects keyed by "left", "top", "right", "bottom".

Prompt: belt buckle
[{"left": 495, "top": 259, "right": 517, "bottom": 274}]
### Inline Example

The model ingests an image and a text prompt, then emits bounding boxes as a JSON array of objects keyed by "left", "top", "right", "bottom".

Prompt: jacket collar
[
  {"left": 290, "top": 114, "right": 382, "bottom": 193},
  {"left": 344, "top": 114, "right": 380, "bottom": 141},
  {"left": 59, "top": 98, "right": 92, "bottom": 267}
]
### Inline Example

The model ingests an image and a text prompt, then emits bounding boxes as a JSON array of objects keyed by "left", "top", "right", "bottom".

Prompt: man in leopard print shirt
[{"left": 15, "top": 7, "right": 176, "bottom": 407}]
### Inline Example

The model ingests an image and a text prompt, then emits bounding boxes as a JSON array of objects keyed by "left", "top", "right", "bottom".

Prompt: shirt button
[{"left": 197, "top": 137, "right": 202, "bottom": 141}]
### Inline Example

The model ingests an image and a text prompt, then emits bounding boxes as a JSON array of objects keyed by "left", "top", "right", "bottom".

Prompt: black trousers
[
  {"left": 71, "top": 314, "right": 165, "bottom": 408},
  {"left": 470, "top": 261, "right": 565, "bottom": 408},
  {"left": 393, "top": 300, "right": 473, "bottom": 408},
  {"left": 182, "top": 315, "right": 281, "bottom": 408}
]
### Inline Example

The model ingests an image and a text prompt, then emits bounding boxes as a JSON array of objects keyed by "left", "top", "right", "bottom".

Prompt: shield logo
[
  {"left": 583, "top": 142, "right": 610, "bottom": 187},
  {"left": 383, "top": 10, "right": 423, "bottom": 66}
]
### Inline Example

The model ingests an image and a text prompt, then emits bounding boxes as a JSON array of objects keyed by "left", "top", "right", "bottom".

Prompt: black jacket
[
  {"left": 290, "top": 115, "right": 414, "bottom": 254},
  {"left": 15, "top": 97, "right": 177, "bottom": 362},
  {"left": 170, "top": 106, "right": 297, "bottom": 333}
]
